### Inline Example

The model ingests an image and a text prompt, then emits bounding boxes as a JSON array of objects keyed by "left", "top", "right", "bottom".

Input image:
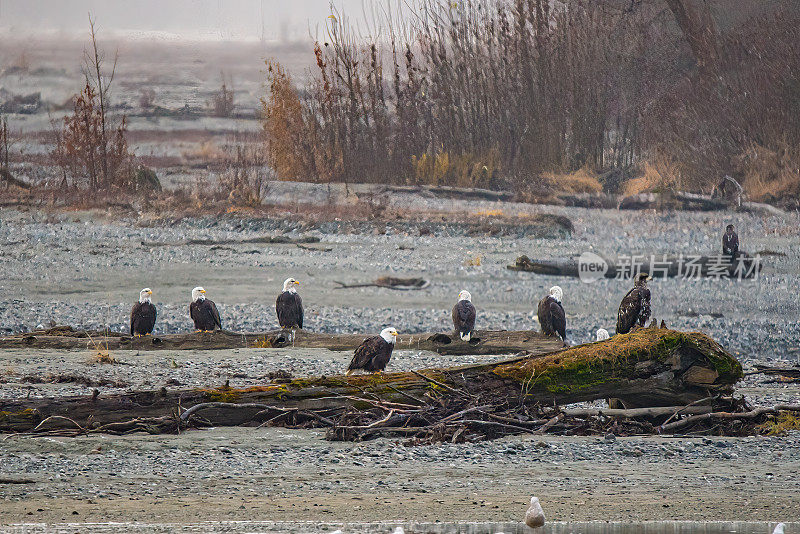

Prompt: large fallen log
[
  {"left": 0, "top": 329, "right": 743, "bottom": 436},
  {"left": 0, "top": 327, "right": 564, "bottom": 355},
  {"left": 141, "top": 235, "right": 321, "bottom": 247},
  {"left": 617, "top": 191, "right": 728, "bottom": 211},
  {"left": 508, "top": 253, "right": 762, "bottom": 279}
]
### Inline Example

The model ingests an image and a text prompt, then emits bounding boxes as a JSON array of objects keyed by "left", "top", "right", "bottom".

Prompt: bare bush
[
  {"left": 264, "top": 0, "right": 652, "bottom": 190},
  {"left": 218, "top": 142, "right": 271, "bottom": 206},
  {"left": 51, "top": 16, "right": 134, "bottom": 193},
  {"left": 211, "top": 74, "right": 235, "bottom": 118},
  {"left": 138, "top": 88, "right": 156, "bottom": 109}
]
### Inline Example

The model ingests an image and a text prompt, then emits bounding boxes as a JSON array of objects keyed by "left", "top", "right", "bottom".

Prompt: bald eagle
[
  {"left": 722, "top": 224, "right": 739, "bottom": 259},
  {"left": 276, "top": 278, "right": 303, "bottom": 340},
  {"left": 616, "top": 273, "right": 651, "bottom": 334},
  {"left": 190, "top": 286, "right": 222, "bottom": 332},
  {"left": 452, "top": 290, "right": 476, "bottom": 341},
  {"left": 596, "top": 328, "right": 610, "bottom": 341},
  {"left": 347, "top": 327, "right": 398, "bottom": 375},
  {"left": 538, "top": 286, "right": 566, "bottom": 341},
  {"left": 130, "top": 288, "right": 157, "bottom": 337}
]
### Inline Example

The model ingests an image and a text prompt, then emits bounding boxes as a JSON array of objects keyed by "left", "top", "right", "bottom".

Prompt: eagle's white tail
[{"left": 460, "top": 331, "right": 471, "bottom": 342}]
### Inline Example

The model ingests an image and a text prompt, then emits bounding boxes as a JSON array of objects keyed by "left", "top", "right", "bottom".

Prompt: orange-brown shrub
[
  {"left": 53, "top": 82, "right": 133, "bottom": 191},
  {"left": 262, "top": 60, "right": 314, "bottom": 181}
]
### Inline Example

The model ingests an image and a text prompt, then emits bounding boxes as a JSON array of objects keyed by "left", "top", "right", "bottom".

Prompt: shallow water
[{"left": 0, "top": 522, "right": 793, "bottom": 534}]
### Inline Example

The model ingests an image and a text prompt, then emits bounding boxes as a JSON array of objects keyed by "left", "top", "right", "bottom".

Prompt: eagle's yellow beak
[
  {"left": 200, "top": 289, "right": 206, "bottom": 293},
  {"left": 147, "top": 289, "right": 153, "bottom": 295},
  {"left": 294, "top": 280, "right": 300, "bottom": 285},
  {"left": 392, "top": 331, "right": 399, "bottom": 337}
]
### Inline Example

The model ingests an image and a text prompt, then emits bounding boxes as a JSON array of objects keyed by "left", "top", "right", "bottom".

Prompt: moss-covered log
[
  {"left": 0, "top": 327, "right": 564, "bottom": 355},
  {"left": 0, "top": 329, "right": 742, "bottom": 434}
]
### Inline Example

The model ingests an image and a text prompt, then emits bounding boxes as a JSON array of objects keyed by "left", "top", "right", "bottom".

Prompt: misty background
[{"left": 0, "top": 0, "right": 387, "bottom": 42}]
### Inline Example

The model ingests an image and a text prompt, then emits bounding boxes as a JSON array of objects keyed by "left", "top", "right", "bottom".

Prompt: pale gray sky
[{"left": 0, "top": 0, "right": 404, "bottom": 42}]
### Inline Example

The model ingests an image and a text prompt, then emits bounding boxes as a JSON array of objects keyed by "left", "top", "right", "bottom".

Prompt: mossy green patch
[
  {"left": 0, "top": 408, "right": 38, "bottom": 421},
  {"left": 492, "top": 328, "right": 742, "bottom": 395},
  {"left": 196, "top": 384, "right": 287, "bottom": 403}
]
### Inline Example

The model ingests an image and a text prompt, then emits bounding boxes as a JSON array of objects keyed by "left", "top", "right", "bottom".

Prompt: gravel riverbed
[{"left": 1, "top": 202, "right": 799, "bottom": 525}]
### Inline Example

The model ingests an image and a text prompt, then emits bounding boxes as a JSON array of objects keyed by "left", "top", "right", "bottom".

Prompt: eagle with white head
[
  {"left": 537, "top": 286, "right": 566, "bottom": 342},
  {"left": 347, "top": 327, "right": 399, "bottom": 375},
  {"left": 452, "top": 289, "right": 477, "bottom": 341}
]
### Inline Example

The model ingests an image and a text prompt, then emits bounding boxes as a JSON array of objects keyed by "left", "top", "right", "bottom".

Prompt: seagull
[{"left": 525, "top": 496, "right": 545, "bottom": 528}]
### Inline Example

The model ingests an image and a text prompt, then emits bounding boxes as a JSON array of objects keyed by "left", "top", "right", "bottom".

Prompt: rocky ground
[{"left": 1, "top": 199, "right": 799, "bottom": 527}]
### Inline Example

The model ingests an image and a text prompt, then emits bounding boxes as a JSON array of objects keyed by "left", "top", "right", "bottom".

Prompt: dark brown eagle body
[
  {"left": 537, "top": 295, "right": 566, "bottom": 340},
  {"left": 348, "top": 336, "right": 394, "bottom": 373},
  {"left": 616, "top": 276, "right": 651, "bottom": 334},
  {"left": 722, "top": 227, "right": 739, "bottom": 258},
  {"left": 452, "top": 299, "right": 476, "bottom": 340},
  {"left": 276, "top": 291, "right": 303, "bottom": 329},
  {"left": 130, "top": 301, "right": 157, "bottom": 336},
  {"left": 190, "top": 298, "right": 222, "bottom": 331}
]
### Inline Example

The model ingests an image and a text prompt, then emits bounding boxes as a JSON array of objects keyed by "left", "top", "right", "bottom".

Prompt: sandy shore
[{"left": 1, "top": 427, "right": 799, "bottom": 525}]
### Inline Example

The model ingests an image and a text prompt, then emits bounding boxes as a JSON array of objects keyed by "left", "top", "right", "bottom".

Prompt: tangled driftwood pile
[{"left": 4, "top": 327, "right": 795, "bottom": 442}]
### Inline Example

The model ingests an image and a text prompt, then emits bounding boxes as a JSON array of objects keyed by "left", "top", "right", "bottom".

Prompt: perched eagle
[
  {"left": 616, "top": 273, "right": 651, "bottom": 334},
  {"left": 130, "top": 288, "right": 157, "bottom": 337},
  {"left": 276, "top": 278, "right": 303, "bottom": 341},
  {"left": 537, "top": 286, "right": 566, "bottom": 341},
  {"left": 190, "top": 286, "right": 222, "bottom": 332},
  {"left": 596, "top": 328, "right": 610, "bottom": 341},
  {"left": 452, "top": 290, "right": 476, "bottom": 341},
  {"left": 722, "top": 224, "right": 739, "bottom": 259},
  {"left": 347, "top": 327, "right": 398, "bottom": 375}
]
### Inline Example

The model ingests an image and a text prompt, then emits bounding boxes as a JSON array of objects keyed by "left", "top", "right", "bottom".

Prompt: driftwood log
[
  {"left": 0, "top": 327, "right": 564, "bottom": 355},
  {"left": 0, "top": 329, "right": 743, "bottom": 438},
  {"left": 333, "top": 276, "right": 430, "bottom": 290},
  {"left": 141, "top": 235, "right": 321, "bottom": 247},
  {"left": 508, "top": 253, "right": 762, "bottom": 279}
]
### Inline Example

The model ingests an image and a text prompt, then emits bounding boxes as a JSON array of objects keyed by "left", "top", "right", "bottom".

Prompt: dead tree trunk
[
  {"left": 0, "top": 329, "right": 742, "bottom": 435},
  {"left": 664, "top": 0, "right": 719, "bottom": 84}
]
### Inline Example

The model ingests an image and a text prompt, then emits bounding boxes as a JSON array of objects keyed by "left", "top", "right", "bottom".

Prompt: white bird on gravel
[
  {"left": 596, "top": 328, "right": 610, "bottom": 341},
  {"left": 524, "top": 496, "right": 545, "bottom": 528},
  {"left": 772, "top": 523, "right": 785, "bottom": 534}
]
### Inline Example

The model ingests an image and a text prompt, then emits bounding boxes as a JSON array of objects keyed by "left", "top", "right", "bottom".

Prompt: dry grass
[
  {"left": 735, "top": 142, "right": 800, "bottom": 204},
  {"left": 85, "top": 331, "right": 117, "bottom": 364},
  {"left": 182, "top": 141, "right": 227, "bottom": 165},
  {"left": 622, "top": 159, "right": 681, "bottom": 196},
  {"left": 251, "top": 337, "right": 273, "bottom": 348},
  {"left": 543, "top": 167, "right": 602, "bottom": 194},
  {"left": 411, "top": 150, "right": 500, "bottom": 189},
  {"left": 475, "top": 209, "right": 503, "bottom": 217},
  {"left": 463, "top": 255, "right": 483, "bottom": 267},
  {"left": 759, "top": 411, "right": 800, "bottom": 436}
]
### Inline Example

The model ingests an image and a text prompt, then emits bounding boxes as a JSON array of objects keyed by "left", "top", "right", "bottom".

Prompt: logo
[{"left": 579, "top": 252, "right": 608, "bottom": 284}]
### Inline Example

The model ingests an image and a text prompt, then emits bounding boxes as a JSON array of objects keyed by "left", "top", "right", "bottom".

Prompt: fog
[{"left": 0, "top": 0, "right": 400, "bottom": 42}]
